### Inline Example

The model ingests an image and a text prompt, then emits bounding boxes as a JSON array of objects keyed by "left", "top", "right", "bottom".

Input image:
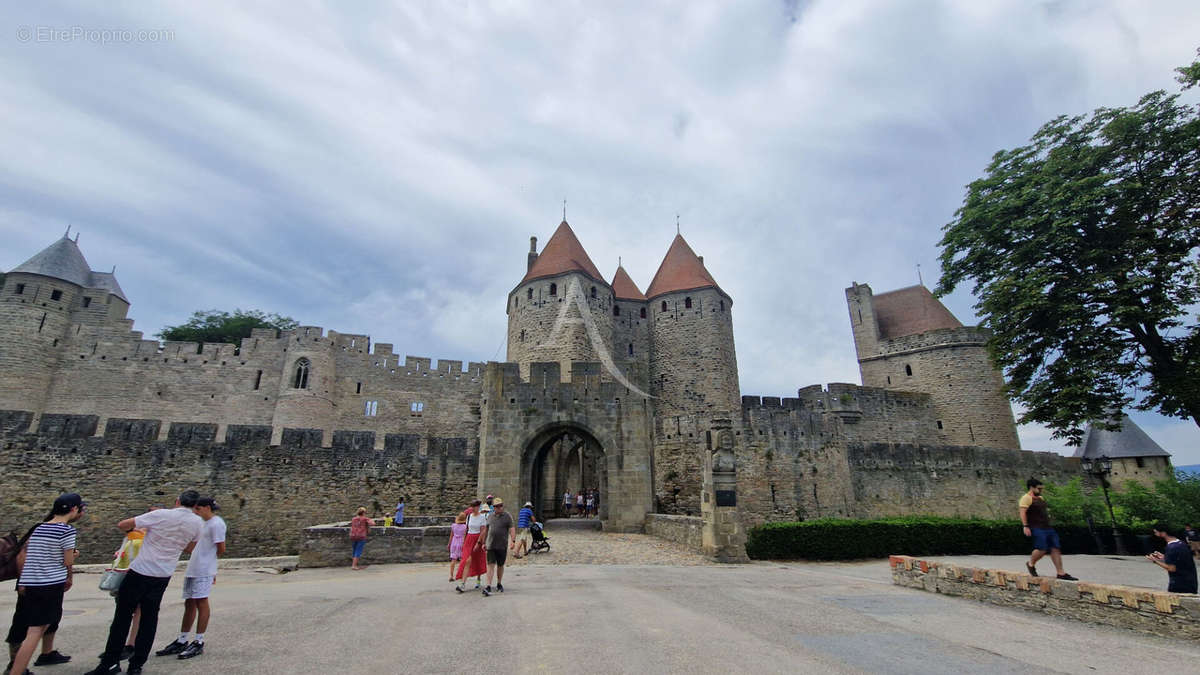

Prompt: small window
[
  {"left": 549, "top": 283, "right": 557, "bottom": 296},
  {"left": 590, "top": 286, "right": 597, "bottom": 298},
  {"left": 684, "top": 297, "right": 692, "bottom": 309},
  {"left": 1135, "top": 457, "right": 1145, "bottom": 468},
  {"left": 613, "top": 305, "right": 620, "bottom": 316},
  {"left": 527, "top": 288, "right": 533, "bottom": 300},
  {"left": 253, "top": 370, "right": 263, "bottom": 390},
  {"left": 364, "top": 400, "right": 378, "bottom": 417},
  {"left": 661, "top": 301, "right": 667, "bottom": 312},
  {"left": 513, "top": 297, "right": 518, "bottom": 308},
  {"left": 50, "top": 289, "right": 63, "bottom": 301},
  {"left": 410, "top": 401, "right": 424, "bottom": 413},
  {"left": 720, "top": 300, "right": 725, "bottom": 311},
  {"left": 356, "top": 382, "right": 362, "bottom": 394},
  {"left": 520, "top": 329, "right": 526, "bottom": 342},
  {"left": 14, "top": 283, "right": 25, "bottom": 295},
  {"left": 905, "top": 364, "right": 912, "bottom": 377},
  {"left": 82, "top": 297, "right": 92, "bottom": 308},
  {"left": 936, "top": 420, "right": 943, "bottom": 429},
  {"left": 640, "top": 307, "right": 646, "bottom": 319},
  {"left": 293, "top": 358, "right": 311, "bottom": 389},
  {"left": 628, "top": 343, "right": 634, "bottom": 356}
]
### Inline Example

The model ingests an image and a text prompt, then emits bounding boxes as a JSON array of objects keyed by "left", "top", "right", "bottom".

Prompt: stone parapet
[
  {"left": 300, "top": 524, "right": 453, "bottom": 568},
  {"left": 644, "top": 513, "right": 702, "bottom": 552},
  {"left": 890, "top": 555, "right": 1200, "bottom": 641}
]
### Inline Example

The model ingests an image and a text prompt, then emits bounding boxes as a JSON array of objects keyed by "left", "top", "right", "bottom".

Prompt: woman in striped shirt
[{"left": 5, "top": 493, "right": 85, "bottom": 675}]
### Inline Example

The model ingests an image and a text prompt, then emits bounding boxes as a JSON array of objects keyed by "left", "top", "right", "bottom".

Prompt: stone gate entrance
[
  {"left": 476, "top": 362, "right": 653, "bottom": 532},
  {"left": 523, "top": 423, "right": 607, "bottom": 520}
]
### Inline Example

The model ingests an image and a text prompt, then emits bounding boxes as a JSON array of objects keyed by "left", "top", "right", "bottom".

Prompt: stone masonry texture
[{"left": 0, "top": 233, "right": 1099, "bottom": 562}]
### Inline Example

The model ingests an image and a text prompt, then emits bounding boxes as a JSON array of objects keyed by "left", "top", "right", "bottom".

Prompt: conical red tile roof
[
  {"left": 521, "top": 221, "right": 606, "bottom": 285},
  {"left": 871, "top": 285, "right": 962, "bottom": 339},
  {"left": 645, "top": 234, "right": 724, "bottom": 299},
  {"left": 611, "top": 265, "right": 646, "bottom": 301}
]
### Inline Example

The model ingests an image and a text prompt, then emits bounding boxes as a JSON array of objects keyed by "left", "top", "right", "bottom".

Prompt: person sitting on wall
[
  {"left": 1146, "top": 523, "right": 1198, "bottom": 594},
  {"left": 1018, "top": 478, "right": 1077, "bottom": 581}
]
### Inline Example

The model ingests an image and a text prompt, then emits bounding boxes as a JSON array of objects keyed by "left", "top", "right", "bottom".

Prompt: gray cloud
[{"left": 1, "top": 0, "right": 1198, "bottom": 462}]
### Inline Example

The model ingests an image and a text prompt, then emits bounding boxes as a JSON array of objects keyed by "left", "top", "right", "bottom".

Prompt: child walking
[{"left": 448, "top": 513, "right": 467, "bottom": 582}]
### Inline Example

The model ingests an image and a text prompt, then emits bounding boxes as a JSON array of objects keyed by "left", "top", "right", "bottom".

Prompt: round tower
[
  {"left": 270, "top": 326, "right": 337, "bottom": 444},
  {"left": 507, "top": 221, "right": 615, "bottom": 380},
  {"left": 646, "top": 234, "right": 740, "bottom": 416},
  {"left": 0, "top": 234, "right": 92, "bottom": 414}
]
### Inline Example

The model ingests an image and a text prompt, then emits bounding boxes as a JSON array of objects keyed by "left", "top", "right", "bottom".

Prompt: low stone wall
[
  {"left": 644, "top": 513, "right": 703, "bottom": 552},
  {"left": 300, "top": 524, "right": 452, "bottom": 568},
  {"left": 890, "top": 555, "right": 1200, "bottom": 641}
]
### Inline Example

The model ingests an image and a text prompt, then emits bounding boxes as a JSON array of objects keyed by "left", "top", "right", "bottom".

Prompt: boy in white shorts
[{"left": 156, "top": 497, "right": 226, "bottom": 660}]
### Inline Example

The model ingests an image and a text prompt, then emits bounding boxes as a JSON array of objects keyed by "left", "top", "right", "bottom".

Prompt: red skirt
[{"left": 456, "top": 533, "right": 487, "bottom": 580}]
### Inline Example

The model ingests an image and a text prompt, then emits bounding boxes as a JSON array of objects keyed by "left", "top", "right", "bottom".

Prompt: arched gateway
[{"left": 476, "top": 362, "right": 653, "bottom": 532}]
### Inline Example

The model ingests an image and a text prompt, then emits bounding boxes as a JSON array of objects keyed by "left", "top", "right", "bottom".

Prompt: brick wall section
[
  {"left": 890, "top": 555, "right": 1200, "bottom": 641},
  {"left": 643, "top": 513, "right": 702, "bottom": 552},
  {"left": 0, "top": 413, "right": 477, "bottom": 564}
]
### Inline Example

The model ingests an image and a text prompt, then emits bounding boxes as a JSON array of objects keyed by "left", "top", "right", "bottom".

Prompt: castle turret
[
  {"left": 846, "top": 283, "right": 1019, "bottom": 448},
  {"left": 646, "top": 234, "right": 739, "bottom": 416},
  {"left": 0, "top": 233, "right": 130, "bottom": 414},
  {"left": 610, "top": 264, "right": 650, "bottom": 391},
  {"left": 507, "top": 221, "right": 615, "bottom": 380}
]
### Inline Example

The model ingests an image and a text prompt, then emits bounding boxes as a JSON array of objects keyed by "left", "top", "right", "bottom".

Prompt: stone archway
[{"left": 522, "top": 423, "right": 608, "bottom": 521}]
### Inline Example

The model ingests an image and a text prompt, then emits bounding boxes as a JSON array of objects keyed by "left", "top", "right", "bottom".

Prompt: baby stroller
[{"left": 529, "top": 521, "right": 550, "bottom": 553}]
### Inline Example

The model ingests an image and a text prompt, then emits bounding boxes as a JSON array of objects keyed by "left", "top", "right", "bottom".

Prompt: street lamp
[{"left": 1080, "top": 454, "right": 1126, "bottom": 555}]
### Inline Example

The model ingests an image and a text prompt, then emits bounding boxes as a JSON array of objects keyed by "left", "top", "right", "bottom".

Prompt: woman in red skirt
[{"left": 455, "top": 500, "right": 488, "bottom": 592}]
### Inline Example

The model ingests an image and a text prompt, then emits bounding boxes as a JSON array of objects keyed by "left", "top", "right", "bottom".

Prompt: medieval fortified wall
[{"left": 1, "top": 226, "right": 1082, "bottom": 562}]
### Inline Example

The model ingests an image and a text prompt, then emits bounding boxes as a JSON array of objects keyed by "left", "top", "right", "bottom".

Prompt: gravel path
[{"left": 510, "top": 528, "right": 716, "bottom": 566}]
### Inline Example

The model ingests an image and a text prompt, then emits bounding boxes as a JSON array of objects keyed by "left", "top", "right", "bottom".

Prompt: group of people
[
  {"left": 448, "top": 495, "right": 536, "bottom": 597},
  {"left": 561, "top": 488, "right": 599, "bottom": 518},
  {"left": 4, "top": 490, "right": 227, "bottom": 675},
  {"left": 1019, "top": 478, "right": 1197, "bottom": 594}
]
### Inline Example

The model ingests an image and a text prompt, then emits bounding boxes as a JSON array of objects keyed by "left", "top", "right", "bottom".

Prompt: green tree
[
  {"left": 157, "top": 309, "right": 298, "bottom": 346},
  {"left": 936, "top": 56, "right": 1200, "bottom": 443},
  {"left": 1042, "top": 477, "right": 1107, "bottom": 528},
  {"left": 1177, "top": 47, "right": 1200, "bottom": 90}
]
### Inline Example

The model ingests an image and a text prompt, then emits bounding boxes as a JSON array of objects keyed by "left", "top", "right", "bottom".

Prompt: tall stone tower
[
  {"left": 846, "top": 282, "right": 1019, "bottom": 448},
  {"left": 0, "top": 233, "right": 130, "bottom": 414},
  {"left": 647, "top": 234, "right": 739, "bottom": 416},
  {"left": 610, "top": 264, "right": 650, "bottom": 391},
  {"left": 506, "top": 221, "right": 615, "bottom": 380}
]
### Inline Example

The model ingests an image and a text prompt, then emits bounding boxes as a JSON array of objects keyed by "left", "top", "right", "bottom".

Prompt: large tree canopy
[
  {"left": 157, "top": 309, "right": 298, "bottom": 346},
  {"left": 936, "top": 75, "right": 1200, "bottom": 444}
]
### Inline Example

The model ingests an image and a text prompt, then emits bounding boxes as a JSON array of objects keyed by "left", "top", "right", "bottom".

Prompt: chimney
[
  {"left": 698, "top": 256, "right": 704, "bottom": 266},
  {"left": 527, "top": 236, "right": 538, "bottom": 272}
]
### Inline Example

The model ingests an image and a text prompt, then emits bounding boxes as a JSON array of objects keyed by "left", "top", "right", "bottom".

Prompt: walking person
[
  {"left": 1146, "top": 523, "right": 1198, "bottom": 594},
  {"left": 1018, "top": 478, "right": 1077, "bottom": 581},
  {"left": 84, "top": 490, "right": 204, "bottom": 675},
  {"left": 575, "top": 492, "right": 584, "bottom": 518},
  {"left": 393, "top": 498, "right": 405, "bottom": 526},
  {"left": 454, "top": 501, "right": 488, "bottom": 594},
  {"left": 155, "top": 497, "right": 226, "bottom": 660},
  {"left": 102, "top": 522, "right": 148, "bottom": 663},
  {"left": 481, "top": 499, "right": 516, "bottom": 597},
  {"left": 5, "top": 493, "right": 84, "bottom": 675},
  {"left": 448, "top": 513, "right": 467, "bottom": 582},
  {"left": 513, "top": 502, "right": 537, "bottom": 559},
  {"left": 349, "top": 507, "right": 371, "bottom": 570},
  {"left": 585, "top": 491, "right": 595, "bottom": 519},
  {"left": 562, "top": 491, "right": 572, "bottom": 518}
]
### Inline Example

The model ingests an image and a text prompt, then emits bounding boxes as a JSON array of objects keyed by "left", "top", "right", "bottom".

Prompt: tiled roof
[
  {"left": 12, "top": 236, "right": 92, "bottom": 287},
  {"left": 11, "top": 235, "right": 128, "bottom": 301},
  {"left": 520, "top": 221, "right": 606, "bottom": 285},
  {"left": 872, "top": 285, "right": 962, "bottom": 339},
  {"left": 611, "top": 265, "right": 646, "bottom": 301},
  {"left": 1073, "top": 416, "right": 1171, "bottom": 459},
  {"left": 645, "top": 234, "right": 724, "bottom": 299}
]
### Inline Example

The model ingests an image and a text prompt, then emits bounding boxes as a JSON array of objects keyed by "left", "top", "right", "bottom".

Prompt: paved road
[{"left": 4, "top": 533, "right": 1196, "bottom": 674}]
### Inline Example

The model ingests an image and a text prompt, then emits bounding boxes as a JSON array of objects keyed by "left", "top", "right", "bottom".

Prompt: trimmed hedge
[{"left": 744, "top": 517, "right": 1151, "bottom": 560}]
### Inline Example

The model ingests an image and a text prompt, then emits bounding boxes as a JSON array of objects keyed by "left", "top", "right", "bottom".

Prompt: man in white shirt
[
  {"left": 85, "top": 490, "right": 204, "bottom": 675},
  {"left": 157, "top": 497, "right": 226, "bottom": 660}
]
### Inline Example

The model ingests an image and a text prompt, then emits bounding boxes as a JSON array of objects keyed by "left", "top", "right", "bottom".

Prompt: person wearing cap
[
  {"left": 454, "top": 500, "right": 488, "bottom": 593},
  {"left": 5, "top": 493, "right": 85, "bottom": 675},
  {"left": 85, "top": 490, "right": 204, "bottom": 675},
  {"left": 155, "top": 497, "right": 226, "bottom": 660},
  {"left": 481, "top": 498, "right": 516, "bottom": 596},
  {"left": 513, "top": 501, "right": 537, "bottom": 559}
]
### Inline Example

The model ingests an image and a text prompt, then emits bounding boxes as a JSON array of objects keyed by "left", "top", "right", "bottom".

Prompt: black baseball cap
[
  {"left": 52, "top": 493, "right": 85, "bottom": 514},
  {"left": 196, "top": 497, "right": 219, "bottom": 511}
]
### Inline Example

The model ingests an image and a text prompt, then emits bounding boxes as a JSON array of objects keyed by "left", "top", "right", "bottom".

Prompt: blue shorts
[
  {"left": 1031, "top": 528, "right": 1060, "bottom": 552},
  {"left": 352, "top": 540, "right": 366, "bottom": 558}
]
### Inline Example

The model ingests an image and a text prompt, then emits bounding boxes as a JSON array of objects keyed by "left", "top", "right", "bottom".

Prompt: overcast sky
[{"left": 2, "top": 1, "right": 1198, "bottom": 463}]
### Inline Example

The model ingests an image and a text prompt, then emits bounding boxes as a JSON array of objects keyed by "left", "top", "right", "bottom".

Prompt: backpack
[{"left": 0, "top": 525, "right": 40, "bottom": 582}]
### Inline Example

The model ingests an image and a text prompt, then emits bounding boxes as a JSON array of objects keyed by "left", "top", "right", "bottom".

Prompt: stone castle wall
[
  {"left": 649, "top": 287, "right": 739, "bottom": 416},
  {"left": 0, "top": 410, "right": 477, "bottom": 564}
]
